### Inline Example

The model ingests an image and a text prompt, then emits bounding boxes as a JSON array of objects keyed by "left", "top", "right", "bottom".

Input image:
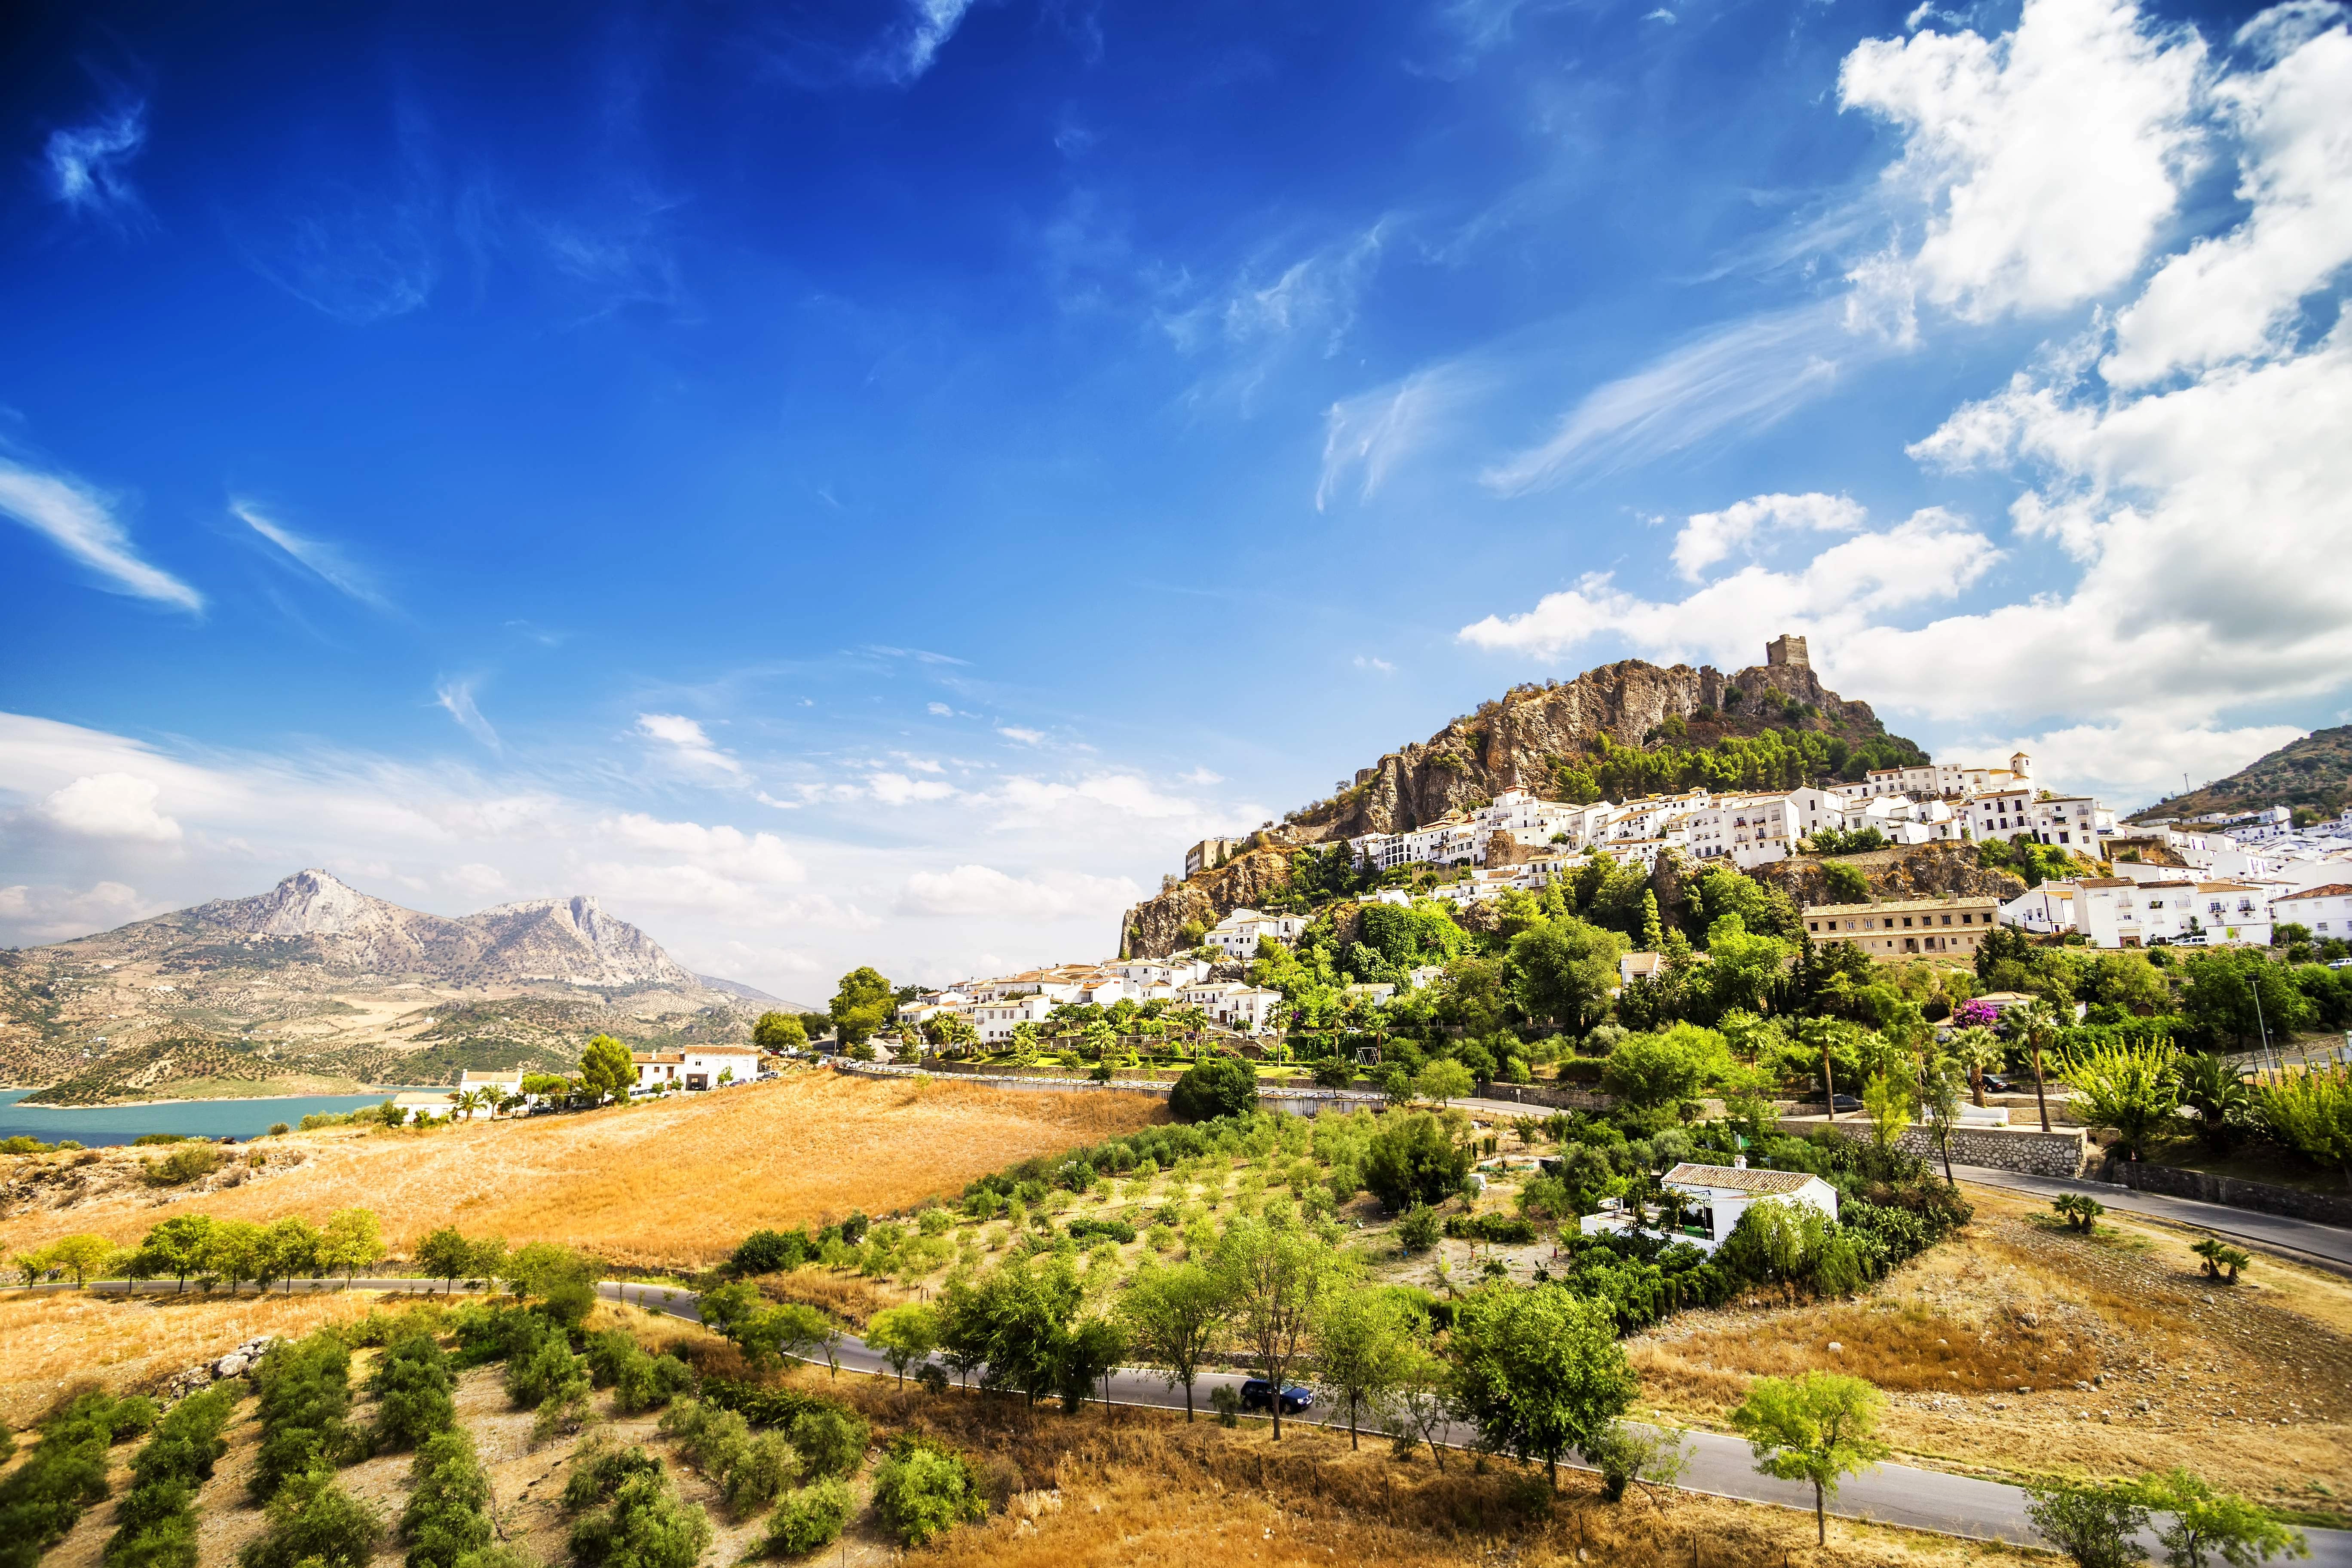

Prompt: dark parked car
[
  {"left": 1238, "top": 1379, "right": 1314, "bottom": 1415},
  {"left": 1828, "top": 1093, "right": 1862, "bottom": 1112},
  {"left": 1981, "top": 1074, "right": 2016, "bottom": 1094}
]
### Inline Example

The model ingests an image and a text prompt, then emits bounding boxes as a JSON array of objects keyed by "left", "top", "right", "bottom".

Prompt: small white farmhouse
[
  {"left": 632, "top": 1044, "right": 761, "bottom": 1092},
  {"left": 1580, "top": 1161, "right": 1839, "bottom": 1253}
]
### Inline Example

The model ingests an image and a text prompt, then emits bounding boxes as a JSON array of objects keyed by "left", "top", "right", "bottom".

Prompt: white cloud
[
  {"left": 2101, "top": 19, "right": 2352, "bottom": 386},
  {"left": 635, "top": 712, "right": 743, "bottom": 777},
  {"left": 1460, "top": 506, "right": 1999, "bottom": 665},
  {"left": 1481, "top": 303, "right": 1871, "bottom": 493},
  {"left": 868, "top": 772, "right": 958, "bottom": 805},
  {"left": 994, "top": 772, "right": 1229, "bottom": 825},
  {"left": 869, "top": 0, "right": 978, "bottom": 82},
  {"left": 0, "top": 881, "right": 153, "bottom": 944},
  {"left": 1179, "top": 767, "right": 1225, "bottom": 787},
  {"left": 996, "top": 726, "right": 1046, "bottom": 746},
  {"left": 40, "top": 774, "right": 182, "bottom": 843},
  {"left": 597, "top": 812, "right": 807, "bottom": 885},
  {"left": 1317, "top": 366, "right": 1481, "bottom": 509},
  {"left": 45, "top": 102, "right": 147, "bottom": 219},
  {"left": 0, "top": 459, "right": 203, "bottom": 612},
  {"left": 436, "top": 681, "right": 500, "bottom": 750},
  {"left": 896, "top": 864, "right": 1142, "bottom": 920},
  {"left": 1838, "top": 0, "right": 2206, "bottom": 330},
  {"left": 927, "top": 701, "right": 953, "bottom": 716},
  {"left": 233, "top": 501, "right": 389, "bottom": 608},
  {"left": 1671, "top": 493, "right": 1868, "bottom": 580},
  {"left": 1354, "top": 655, "right": 1396, "bottom": 674},
  {"left": 447, "top": 862, "right": 507, "bottom": 897}
]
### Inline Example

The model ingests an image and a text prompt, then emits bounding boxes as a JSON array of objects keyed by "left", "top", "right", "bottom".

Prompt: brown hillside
[
  {"left": 2127, "top": 724, "right": 2352, "bottom": 823},
  {"left": 1754, "top": 841, "right": 2028, "bottom": 907}
]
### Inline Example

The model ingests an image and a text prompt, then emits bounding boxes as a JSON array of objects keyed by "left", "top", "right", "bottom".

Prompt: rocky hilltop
[
  {"left": 1121, "top": 649, "right": 1927, "bottom": 957},
  {"left": 157, "top": 870, "right": 701, "bottom": 989}
]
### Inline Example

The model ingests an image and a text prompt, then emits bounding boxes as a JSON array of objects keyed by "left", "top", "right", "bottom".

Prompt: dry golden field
[
  {"left": 1628, "top": 1184, "right": 2352, "bottom": 1519},
  {"left": 0, "top": 1070, "right": 1161, "bottom": 1270}
]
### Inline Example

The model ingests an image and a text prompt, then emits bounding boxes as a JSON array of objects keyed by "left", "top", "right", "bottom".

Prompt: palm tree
[
  {"left": 451, "top": 1088, "right": 480, "bottom": 1122},
  {"left": 1947, "top": 1026, "right": 2005, "bottom": 1109},
  {"left": 2011, "top": 1001, "right": 2063, "bottom": 1133}
]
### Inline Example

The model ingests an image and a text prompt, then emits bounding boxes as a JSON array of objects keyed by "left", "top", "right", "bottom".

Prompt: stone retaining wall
[
  {"left": 1780, "top": 1117, "right": 2089, "bottom": 1178},
  {"left": 1470, "top": 1081, "right": 1617, "bottom": 1112},
  {"left": 2105, "top": 1160, "right": 2352, "bottom": 1227}
]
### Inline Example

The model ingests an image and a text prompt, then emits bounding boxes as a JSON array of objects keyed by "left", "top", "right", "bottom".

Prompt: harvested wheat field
[
  {"left": 1627, "top": 1184, "right": 2352, "bottom": 1522},
  {"left": 0, "top": 1070, "right": 1162, "bottom": 1270},
  {"left": 0, "top": 1285, "right": 382, "bottom": 1428}
]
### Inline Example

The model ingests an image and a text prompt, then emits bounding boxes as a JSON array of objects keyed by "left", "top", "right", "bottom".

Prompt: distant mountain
[
  {"left": 696, "top": 973, "right": 813, "bottom": 1009},
  {"left": 2127, "top": 726, "right": 2352, "bottom": 824},
  {"left": 141, "top": 870, "right": 704, "bottom": 989},
  {"left": 2, "top": 870, "right": 767, "bottom": 1103}
]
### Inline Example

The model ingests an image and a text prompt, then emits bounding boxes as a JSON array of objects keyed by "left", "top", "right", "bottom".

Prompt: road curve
[
  {"left": 1953, "top": 1164, "right": 2352, "bottom": 1273},
  {"left": 594, "top": 1281, "right": 2351, "bottom": 1563}
]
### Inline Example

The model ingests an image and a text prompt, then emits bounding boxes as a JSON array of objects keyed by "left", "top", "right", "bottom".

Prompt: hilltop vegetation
[{"left": 2127, "top": 724, "right": 2352, "bottom": 824}]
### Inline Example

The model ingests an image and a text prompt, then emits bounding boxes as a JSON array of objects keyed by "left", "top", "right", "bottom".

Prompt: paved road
[
  {"left": 594, "top": 1281, "right": 2349, "bottom": 1563},
  {"left": 1954, "top": 1164, "right": 2352, "bottom": 1272}
]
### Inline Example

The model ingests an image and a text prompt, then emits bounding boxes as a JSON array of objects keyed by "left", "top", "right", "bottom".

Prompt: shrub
[
  {"left": 758, "top": 1480, "right": 853, "bottom": 1557},
  {"left": 785, "top": 1405, "right": 869, "bottom": 1482},
  {"left": 141, "top": 1144, "right": 223, "bottom": 1187},
  {"left": 399, "top": 1428, "right": 494, "bottom": 1568},
  {"left": 730, "top": 1228, "right": 813, "bottom": 1275},
  {"left": 870, "top": 1438, "right": 987, "bottom": 1546},
  {"left": 248, "top": 1333, "right": 354, "bottom": 1503},
  {"left": 1364, "top": 1113, "right": 1473, "bottom": 1212},
  {"left": 368, "top": 1332, "right": 457, "bottom": 1452},
  {"left": 1065, "top": 1217, "right": 1136, "bottom": 1245},
  {"left": 1443, "top": 1213, "right": 1538, "bottom": 1245},
  {"left": 723, "top": 1433, "right": 804, "bottom": 1515},
  {"left": 1396, "top": 1205, "right": 1441, "bottom": 1253},
  {"left": 104, "top": 1386, "right": 236, "bottom": 1568},
  {"left": 567, "top": 1469, "right": 710, "bottom": 1568},
  {"left": 560, "top": 1440, "right": 664, "bottom": 1514},
  {"left": 2, "top": 1389, "right": 157, "bottom": 1568},
  {"left": 237, "top": 1460, "right": 380, "bottom": 1568},
  {"left": 503, "top": 1332, "right": 587, "bottom": 1411},
  {"left": 1170, "top": 1057, "right": 1259, "bottom": 1122},
  {"left": 614, "top": 1350, "right": 694, "bottom": 1415}
]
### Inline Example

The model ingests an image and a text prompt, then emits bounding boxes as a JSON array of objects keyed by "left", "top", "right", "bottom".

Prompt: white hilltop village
[{"left": 878, "top": 638, "right": 2352, "bottom": 1061}]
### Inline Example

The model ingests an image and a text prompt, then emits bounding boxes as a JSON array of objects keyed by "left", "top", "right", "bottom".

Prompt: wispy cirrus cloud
[
  {"left": 233, "top": 501, "right": 390, "bottom": 609},
  {"left": 45, "top": 99, "right": 148, "bottom": 223},
  {"left": 870, "top": 0, "right": 981, "bottom": 83},
  {"left": 435, "top": 680, "right": 500, "bottom": 750},
  {"left": 0, "top": 458, "right": 202, "bottom": 612}
]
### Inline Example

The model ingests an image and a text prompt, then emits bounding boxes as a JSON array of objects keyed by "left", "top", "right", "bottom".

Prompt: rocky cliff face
[
  {"left": 1752, "top": 842, "right": 2027, "bottom": 907},
  {"left": 1310, "top": 658, "right": 1896, "bottom": 841},
  {"left": 1123, "top": 847, "right": 1297, "bottom": 960}
]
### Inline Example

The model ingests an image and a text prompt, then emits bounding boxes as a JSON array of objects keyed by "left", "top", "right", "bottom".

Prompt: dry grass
[
  {"left": 0, "top": 1286, "right": 379, "bottom": 1428},
  {"left": 0, "top": 1070, "right": 1161, "bottom": 1271},
  {"left": 1629, "top": 1184, "right": 2352, "bottom": 1519}
]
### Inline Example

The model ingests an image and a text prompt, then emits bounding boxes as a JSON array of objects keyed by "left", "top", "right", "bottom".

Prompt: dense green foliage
[
  {"left": 1169, "top": 1056, "right": 1260, "bottom": 1121},
  {"left": 870, "top": 1436, "right": 989, "bottom": 1546},
  {"left": 0, "top": 1389, "right": 157, "bottom": 1568},
  {"left": 1545, "top": 726, "right": 1925, "bottom": 802}
]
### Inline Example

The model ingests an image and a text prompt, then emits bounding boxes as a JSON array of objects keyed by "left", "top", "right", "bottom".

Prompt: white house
[
  {"left": 2070, "top": 878, "right": 2270, "bottom": 947},
  {"left": 2026, "top": 794, "right": 2103, "bottom": 850},
  {"left": 1964, "top": 787, "right": 2037, "bottom": 843},
  {"left": 1579, "top": 1161, "right": 1838, "bottom": 1253},
  {"left": 1177, "top": 980, "right": 1282, "bottom": 1032},
  {"left": 1205, "top": 908, "right": 1307, "bottom": 958},
  {"left": 2000, "top": 883, "right": 2078, "bottom": 935},
  {"left": 972, "top": 992, "right": 1057, "bottom": 1043},
  {"left": 2272, "top": 882, "right": 2352, "bottom": 939},
  {"left": 632, "top": 1044, "right": 761, "bottom": 1092}
]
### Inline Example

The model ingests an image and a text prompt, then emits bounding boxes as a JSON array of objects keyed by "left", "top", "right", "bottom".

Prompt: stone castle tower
[{"left": 1766, "top": 633, "right": 1810, "bottom": 670}]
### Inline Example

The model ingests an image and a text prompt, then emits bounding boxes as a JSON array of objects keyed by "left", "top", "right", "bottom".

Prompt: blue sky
[{"left": 3, "top": 0, "right": 2347, "bottom": 994}]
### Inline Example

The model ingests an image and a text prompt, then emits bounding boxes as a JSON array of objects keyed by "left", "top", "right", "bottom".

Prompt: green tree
[
  {"left": 1213, "top": 1216, "right": 1348, "bottom": 1441},
  {"left": 1822, "top": 862, "right": 1870, "bottom": 903},
  {"left": 1639, "top": 890, "right": 1665, "bottom": 952},
  {"left": 1446, "top": 1283, "right": 1635, "bottom": 1488},
  {"left": 2134, "top": 1468, "right": 2307, "bottom": 1568},
  {"left": 869, "top": 1442, "right": 986, "bottom": 1547},
  {"left": 2255, "top": 1066, "right": 2352, "bottom": 1188},
  {"left": 1314, "top": 1287, "right": 1414, "bottom": 1451},
  {"left": 238, "top": 1459, "right": 380, "bottom": 1568},
  {"left": 1602, "top": 1024, "right": 1730, "bottom": 1109},
  {"left": 2179, "top": 1053, "right": 2254, "bottom": 1152},
  {"left": 864, "top": 1304, "right": 941, "bottom": 1390},
  {"left": 2064, "top": 1039, "right": 2182, "bottom": 1160},
  {"left": 1947, "top": 1025, "right": 2006, "bottom": 1109},
  {"left": 2012, "top": 999, "right": 2064, "bottom": 1133},
  {"left": 414, "top": 1227, "right": 477, "bottom": 1295},
  {"left": 318, "top": 1208, "right": 384, "bottom": 1286},
  {"left": 254, "top": 1217, "right": 321, "bottom": 1294},
  {"left": 1730, "top": 1371, "right": 1890, "bottom": 1546},
  {"left": 579, "top": 1035, "right": 636, "bottom": 1102},
  {"left": 2023, "top": 1478, "right": 2152, "bottom": 1568},
  {"left": 937, "top": 1255, "right": 1082, "bottom": 1408},
  {"left": 828, "top": 967, "right": 897, "bottom": 1047},
  {"left": 1117, "top": 1260, "right": 1231, "bottom": 1422},
  {"left": 924, "top": 1011, "right": 980, "bottom": 1054},
  {"left": 203, "top": 1220, "right": 268, "bottom": 1293},
  {"left": 1169, "top": 1056, "right": 1259, "bottom": 1122},
  {"left": 752, "top": 1011, "right": 808, "bottom": 1053},
  {"left": 1414, "top": 1058, "right": 1475, "bottom": 1103},
  {"left": 1860, "top": 1072, "right": 1913, "bottom": 1155},
  {"left": 43, "top": 1233, "right": 113, "bottom": 1287},
  {"left": 1056, "top": 1316, "right": 1127, "bottom": 1415},
  {"left": 1507, "top": 918, "right": 1627, "bottom": 1032},
  {"left": 2180, "top": 950, "right": 2312, "bottom": 1052},
  {"left": 1362, "top": 1112, "right": 1472, "bottom": 1211},
  {"left": 138, "top": 1214, "right": 216, "bottom": 1293}
]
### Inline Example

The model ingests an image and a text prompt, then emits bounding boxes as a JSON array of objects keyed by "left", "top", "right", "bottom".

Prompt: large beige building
[{"left": 1802, "top": 894, "right": 2002, "bottom": 961}]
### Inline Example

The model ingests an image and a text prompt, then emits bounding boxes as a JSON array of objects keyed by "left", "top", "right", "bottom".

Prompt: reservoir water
[{"left": 0, "top": 1087, "right": 441, "bottom": 1146}]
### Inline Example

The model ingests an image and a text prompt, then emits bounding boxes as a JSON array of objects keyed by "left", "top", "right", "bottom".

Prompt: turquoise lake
[{"left": 0, "top": 1087, "right": 441, "bottom": 1146}]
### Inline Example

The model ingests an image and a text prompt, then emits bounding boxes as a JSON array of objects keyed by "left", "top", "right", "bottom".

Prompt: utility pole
[{"left": 2248, "top": 971, "right": 2274, "bottom": 1076}]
